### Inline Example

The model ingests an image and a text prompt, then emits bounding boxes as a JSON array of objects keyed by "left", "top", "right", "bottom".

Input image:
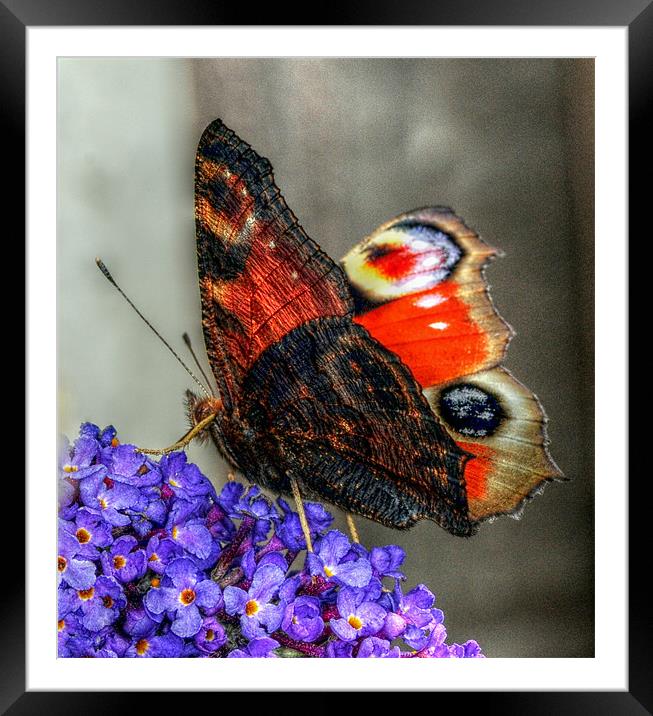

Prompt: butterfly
[{"left": 187, "top": 118, "right": 563, "bottom": 537}]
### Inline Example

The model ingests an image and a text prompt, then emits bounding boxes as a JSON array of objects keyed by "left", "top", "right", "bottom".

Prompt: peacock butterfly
[{"left": 187, "top": 118, "right": 564, "bottom": 537}]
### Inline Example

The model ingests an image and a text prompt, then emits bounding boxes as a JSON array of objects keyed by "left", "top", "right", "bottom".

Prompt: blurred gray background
[{"left": 57, "top": 58, "right": 594, "bottom": 657}]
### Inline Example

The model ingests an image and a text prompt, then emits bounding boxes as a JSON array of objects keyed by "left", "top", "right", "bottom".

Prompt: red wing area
[
  {"left": 195, "top": 120, "right": 352, "bottom": 409},
  {"left": 342, "top": 208, "right": 512, "bottom": 389},
  {"left": 354, "top": 280, "right": 506, "bottom": 387}
]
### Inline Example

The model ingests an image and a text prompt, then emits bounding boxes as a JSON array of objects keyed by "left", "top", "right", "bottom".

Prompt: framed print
[{"left": 7, "top": 0, "right": 641, "bottom": 712}]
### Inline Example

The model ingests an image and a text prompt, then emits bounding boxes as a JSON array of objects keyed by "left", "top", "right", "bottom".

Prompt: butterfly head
[{"left": 184, "top": 390, "right": 223, "bottom": 445}]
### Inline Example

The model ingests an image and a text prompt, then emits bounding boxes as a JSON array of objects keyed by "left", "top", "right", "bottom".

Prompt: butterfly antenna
[
  {"left": 95, "top": 258, "right": 211, "bottom": 399},
  {"left": 182, "top": 332, "right": 218, "bottom": 397}
]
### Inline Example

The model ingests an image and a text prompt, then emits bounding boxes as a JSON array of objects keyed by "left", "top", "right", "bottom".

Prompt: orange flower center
[
  {"left": 58, "top": 556, "right": 67, "bottom": 572},
  {"left": 63, "top": 465, "right": 78, "bottom": 473},
  {"left": 58, "top": 619, "right": 65, "bottom": 632},
  {"left": 245, "top": 599, "right": 259, "bottom": 617},
  {"left": 137, "top": 464, "right": 149, "bottom": 475},
  {"left": 348, "top": 615, "right": 363, "bottom": 630},
  {"left": 111, "top": 438, "right": 120, "bottom": 448},
  {"left": 75, "top": 528, "right": 91, "bottom": 544},
  {"left": 103, "top": 596, "right": 114, "bottom": 608},
  {"left": 78, "top": 587, "right": 94, "bottom": 601},
  {"left": 324, "top": 565, "right": 335, "bottom": 578},
  {"left": 113, "top": 555, "right": 127, "bottom": 570},
  {"left": 136, "top": 638, "right": 149, "bottom": 655},
  {"left": 180, "top": 588, "right": 196, "bottom": 605},
  {"left": 148, "top": 553, "right": 159, "bottom": 562},
  {"left": 151, "top": 577, "right": 160, "bottom": 588},
  {"left": 99, "top": 498, "right": 108, "bottom": 509},
  {"left": 206, "top": 629, "right": 215, "bottom": 642}
]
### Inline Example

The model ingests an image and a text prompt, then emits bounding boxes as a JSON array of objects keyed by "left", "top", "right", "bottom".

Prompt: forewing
[{"left": 195, "top": 119, "right": 352, "bottom": 410}]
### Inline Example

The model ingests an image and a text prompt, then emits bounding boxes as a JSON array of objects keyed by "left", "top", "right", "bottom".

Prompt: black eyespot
[{"left": 439, "top": 383, "right": 504, "bottom": 437}]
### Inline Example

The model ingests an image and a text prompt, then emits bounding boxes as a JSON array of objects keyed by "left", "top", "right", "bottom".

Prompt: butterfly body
[{"left": 191, "top": 119, "right": 563, "bottom": 537}]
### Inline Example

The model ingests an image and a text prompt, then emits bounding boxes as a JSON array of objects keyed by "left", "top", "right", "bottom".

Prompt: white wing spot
[
  {"left": 414, "top": 293, "right": 445, "bottom": 309},
  {"left": 428, "top": 322, "right": 448, "bottom": 331}
]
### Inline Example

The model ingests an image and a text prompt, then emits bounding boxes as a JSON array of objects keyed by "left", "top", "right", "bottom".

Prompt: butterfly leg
[
  {"left": 290, "top": 475, "right": 313, "bottom": 553},
  {"left": 137, "top": 412, "right": 219, "bottom": 455},
  {"left": 345, "top": 513, "right": 360, "bottom": 544}
]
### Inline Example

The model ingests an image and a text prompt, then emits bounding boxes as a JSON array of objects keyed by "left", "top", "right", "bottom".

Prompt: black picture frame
[{"left": 6, "top": 1, "right": 639, "bottom": 712}]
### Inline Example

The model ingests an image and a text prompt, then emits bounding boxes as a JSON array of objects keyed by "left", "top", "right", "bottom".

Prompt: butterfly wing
[
  {"left": 341, "top": 208, "right": 563, "bottom": 525},
  {"left": 240, "top": 317, "right": 473, "bottom": 534},
  {"left": 424, "top": 367, "right": 561, "bottom": 522},
  {"left": 195, "top": 121, "right": 475, "bottom": 535},
  {"left": 195, "top": 119, "right": 352, "bottom": 412}
]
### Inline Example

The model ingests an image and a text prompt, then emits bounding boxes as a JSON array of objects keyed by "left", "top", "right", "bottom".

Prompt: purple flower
[
  {"left": 125, "top": 633, "right": 185, "bottom": 658},
  {"left": 58, "top": 530, "right": 96, "bottom": 590},
  {"left": 357, "top": 637, "right": 400, "bottom": 658},
  {"left": 65, "top": 633, "right": 119, "bottom": 658},
  {"left": 448, "top": 640, "right": 485, "bottom": 658},
  {"left": 194, "top": 616, "right": 227, "bottom": 655},
  {"left": 228, "top": 637, "right": 279, "bottom": 658},
  {"left": 58, "top": 585, "right": 78, "bottom": 619},
  {"left": 122, "top": 605, "right": 160, "bottom": 638},
  {"left": 99, "top": 627, "right": 131, "bottom": 657},
  {"left": 330, "top": 587, "right": 386, "bottom": 642},
  {"left": 128, "top": 485, "right": 168, "bottom": 537},
  {"left": 169, "top": 519, "right": 214, "bottom": 560},
  {"left": 108, "top": 444, "right": 150, "bottom": 485},
  {"left": 75, "top": 576, "right": 126, "bottom": 632},
  {"left": 224, "top": 563, "right": 285, "bottom": 639},
  {"left": 370, "top": 545, "right": 405, "bottom": 580},
  {"left": 59, "top": 434, "right": 104, "bottom": 481},
  {"left": 144, "top": 558, "right": 222, "bottom": 638},
  {"left": 281, "top": 595, "right": 324, "bottom": 643},
  {"left": 58, "top": 612, "right": 89, "bottom": 657},
  {"left": 100, "top": 536, "right": 147, "bottom": 583},
  {"left": 275, "top": 497, "right": 333, "bottom": 550},
  {"left": 307, "top": 531, "right": 372, "bottom": 588},
  {"left": 325, "top": 640, "right": 354, "bottom": 658},
  {"left": 80, "top": 474, "right": 141, "bottom": 527},
  {"left": 217, "top": 481, "right": 246, "bottom": 514},
  {"left": 220, "top": 484, "right": 277, "bottom": 543},
  {"left": 59, "top": 508, "right": 113, "bottom": 559},
  {"left": 145, "top": 535, "right": 184, "bottom": 575},
  {"left": 57, "top": 439, "right": 80, "bottom": 519},
  {"left": 98, "top": 424, "right": 118, "bottom": 447},
  {"left": 160, "top": 452, "right": 217, "bottom": 501},
  {"left": 413, "top": 622, "right": 449, "bottom": 657},
  {"left": 382, "top": 583, "right": 441, "bottom": 641}
]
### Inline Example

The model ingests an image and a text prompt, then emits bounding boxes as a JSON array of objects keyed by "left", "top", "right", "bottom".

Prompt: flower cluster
[{"left": 58, "top": 423, "right": 485, "bottom": 658}]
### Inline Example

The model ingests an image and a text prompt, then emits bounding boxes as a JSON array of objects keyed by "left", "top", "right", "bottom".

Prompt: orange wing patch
[{"left": 342, "top": 208, "right": 512, "bottom": 389}]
